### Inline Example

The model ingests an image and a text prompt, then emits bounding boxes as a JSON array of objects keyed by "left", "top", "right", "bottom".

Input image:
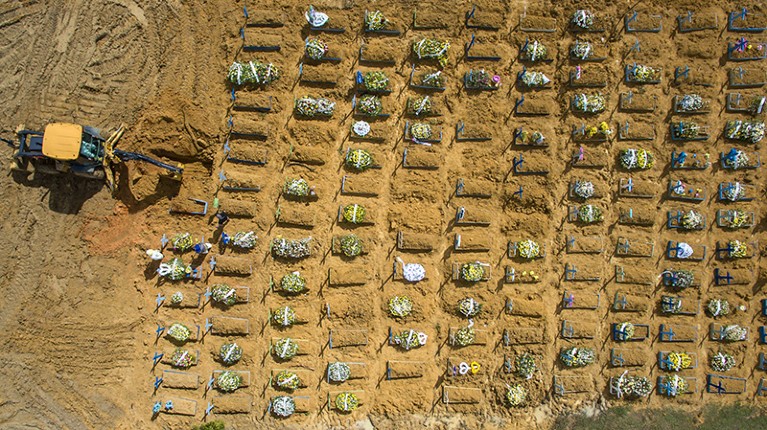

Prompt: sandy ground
[{"left": 1, "top": 0, "right": 767, "bottom": 429}]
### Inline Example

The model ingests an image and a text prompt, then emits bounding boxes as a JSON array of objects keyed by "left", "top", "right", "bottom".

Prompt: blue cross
[
  {"left": 156, "top": 294, "right": 165, "bottom": 309},
  {"left": 660, "top": 325, "right": 675, "bottom": 341},
  {"left": 205, "top": 318, "right": 213, "bottom": 333},
  {"left": 152, "top": 352, "right": 163, "bottom": 366},
  {"left": 218, "top": 169, "right": 226, "bottom": 183},
  {"left": 563, "top": 294, "right": 575, "bottom": 308},
  {"left": 467, "top": 34, "right": 477, "bottom": 51},
  {"left": 154, "top": 376, "right": 163, "bottom": 390},
  {"left": 156, "top": 325, "right": 164, "bottom": 337},
  {"left": 205, "top": 403, "right": 214, "bottom": 416},
  {"left": 512, "top": 186, "right": 523, "bottom": 199},
  {"left": 243, "top": 6, "right": 249, "bottom": 19},
  {"left": 230, "top": 87, "right": 236, "bottom": 102},
  {"left": 160, "top": 234, "right": 168, "bottom": 249},
  {"left": 626, "top": 11, "right": 638, "bottom": 24}
]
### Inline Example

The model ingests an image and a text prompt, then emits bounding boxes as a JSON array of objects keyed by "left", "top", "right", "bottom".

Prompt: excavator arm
[{"left": 102, "top": 124, "right": 184, "bottom": 191}]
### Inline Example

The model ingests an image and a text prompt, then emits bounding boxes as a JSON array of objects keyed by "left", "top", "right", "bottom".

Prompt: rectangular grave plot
[
  {"left": 727, "top": 41, "right": 767, "bottom": 61},
  {"left": 618, "top": 207, "right": 655, "bottom": 227},
  {"left": 328, "top": 267, "right": 370, "bottom": 287},
  {"left": 661, "top": 295, "right": 701, "bottom": 316},
  {"left": 452, "top": 262, "right": 492, "bottom": 281},
  {"left": 618, "top": 178, "right": 656, "bottom": 199},
  {"left": 569, "top": 66, "right": 608, "bottom": 88},
  {"left": 453, "top": 232, "right": 491, "bottom": 252},
  {"left": 442, "top": 386, "right": 483, "bottom": 405},
  {"left": 568, "top": 180, "right": 605, "bottom": 200},
  {"left": 288, "top": 146, "right": 327, "bottom": 166},
  {"left": 397, "top": 231, "right": 436, "bottom": 252},
  {"left": 219, "top": 199, "right": 257, "bottom": 219},
  {"left": 713, "top": 267, "right": 751, "bottom": 286},
  {"left": 213, "top": 255, "right": 252, "bottom": 276},
  {"left": 299, "top": 63, "right": 341, "bottom": 86},
  {"left": 456, "top": 120, "right": 492, "bottom": 141},
  {"left": 402, "top": 147, "right": 440, "bottom": 170},
  {"left": 161, "top": 396, "right": 197, "bottom": 416},
  {"left": 213, "top": 394, "right": 254, "bottom": 414},
  {"left": 448, "top": 328, "right": 490, "bottom": 347},
  {"left": 725, "top": 93, "right": 767, "bottom": 114},
  {"left": 465, "top": 6, "right": 504, "bottom": 30},
  {"left": 564, "top": 263, "right": 601, "bottom": 282},
  {"left": 612, "top": 291, "right": 650, "bottom": 313},
  {"left": 337, "top": 204, "right": 376, "bottom": 226},
  {"left": 506, "top": 298, "right": 544, "bottom": 318},
  {"left": 659, "top": 323, "right": 699, "bottom": 342},
  {"left": 612, "top": 323, "right": 650, "bottom": 341},
  {"left": 571, "top": 147, "right": 609, "bottom": 168},
  {"left": 464, "top": 36, "right": 501, "bottom": 61},
  {"left": 269, "top": 368, "right": 313, "bottom": 390},
  {"left": 553, "top": 375, "right": 595, "bottom": 396},
  {"left": 270, "top": 338, "right": 319, "bottom": 360},
  {"left": 387, "top": 361, "right": 426, "bottom": 380},
  {"left": 227, "top": 144, "right": 268, "bottom": 166},
  {"left": 618, "top": 121, "right": 656, "bottom": 141},
  {"left": 329, "top": 329, "right": 369, "bottom": 349},
  {"left": 241, "top": 30, "right": 282, "bottom": 50},
  {"left": 515, "top": 96, "right": 552, "bottom": 116},
  {"left": 455, "top": 206, "right": 491, "bottom": 226},
  {"left": 162, "top": 370, "right": 200, "bottom": 390},
  {"left": 519, "top": 15, "right": 556, "bottom": 32},
  {"left": 729, "top": 67, "right": 766, "bottom": 88},
  {"left": 504, "top": 266, "right": 542, "bottom": 284},
  {"left": 512, "top": 154, "right": 550, "bottom": 175},
  {"left": 619, "top": 92, "right": 657, "bottom": 113},
  {"left": 220, "top": 170, "right": 260, "bottom": 192},
  {"left": 331, "top": 235, "right": 371, "bottom": 256},
  {"left": 610, "top": 347, "right": 647, "bottom": 367},
  {"left": 658, "top": 351, "right": 698, "bottom": 370},
  {"left": 276, "top": 205, "right": 315, "bottom": 228},
  {"left": 503, "top": 326, "right": 545, "bottom": 345},
  {"left": 213, "top": 370, "right": 251, "bottom": 390},
  {"left": 341, "top": 175, "right": 379, "bottom": 197},
  {"left": 232, "top": 92, "right": 273, "bottom": 113},
  {"left": 455, "top": 178, "right": 493, "bottom": 198},
  {"left": 161, "top": 349, "right": 200, "bottom": 367},
  {"left": 560, "top": 320, "right": 597, "bottom": 339},
  {"left": 659, "top": 376, "right": 698, "bottom": 396},
  {"left": 706, "top": 374, "right": 747, "bottom": 394},
  {"left": 562, "top": 290, "right": 600, "bottom": 310},
  {"left": 359, "top": 41, "right": 396, "bottom": 65},
  {"left": 566, "top": 235, "right": 604, "bottom": 254},
  {"left": 412, "top": 8, "right": 452, "bottom": 30},
  {"left": 210, "top": 316, "right": 250, "bottom": 336},
  {"left": 678, "top": 12, "right": 718, "bottom": 32},
  {"left": 615, "top": 237, "right": 655, "bottom": 257},
  {"left": 615, "top": 265, "right": 654, "bottom": 285},
  {"left": 673, "top": 95, "right": 712, "bottom": 114},
  {"left": 625, "top": 12, "right": 662, "bottom": 32},
  {"left": 673, "top": 65, "right": 715, "bottom": 87}
]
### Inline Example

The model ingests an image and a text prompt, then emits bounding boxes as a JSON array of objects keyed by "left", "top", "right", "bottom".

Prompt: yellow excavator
[{"left": 6, "top": 123, "right": 183, "bottom": 191}]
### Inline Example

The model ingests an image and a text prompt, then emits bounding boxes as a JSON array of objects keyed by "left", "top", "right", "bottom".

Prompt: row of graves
[
  {"left": 553, "top": 6, "right": 767, "bottom": 403},
  {"left": 149, "top": 3, "right": 767, "bottom": 423}
]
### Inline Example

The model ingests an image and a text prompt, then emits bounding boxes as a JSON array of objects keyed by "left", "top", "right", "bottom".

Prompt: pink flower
[{"left": 492, "top": 75, "right": 501, "bottom": 83}]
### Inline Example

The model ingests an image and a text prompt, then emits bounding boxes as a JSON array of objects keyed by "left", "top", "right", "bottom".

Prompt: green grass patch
[{"left": 553, "top": 404, "right": 766, "bottom": 430}]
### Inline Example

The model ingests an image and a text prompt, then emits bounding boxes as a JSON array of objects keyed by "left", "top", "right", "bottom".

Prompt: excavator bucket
[{"left": 102, "top": 124, "right": 125, "bottom": 191}]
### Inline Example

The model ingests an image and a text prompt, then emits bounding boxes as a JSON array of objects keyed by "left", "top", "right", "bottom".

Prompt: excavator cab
[{"left": 10, "top": 122, "right": 183, "bottom": 191}]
